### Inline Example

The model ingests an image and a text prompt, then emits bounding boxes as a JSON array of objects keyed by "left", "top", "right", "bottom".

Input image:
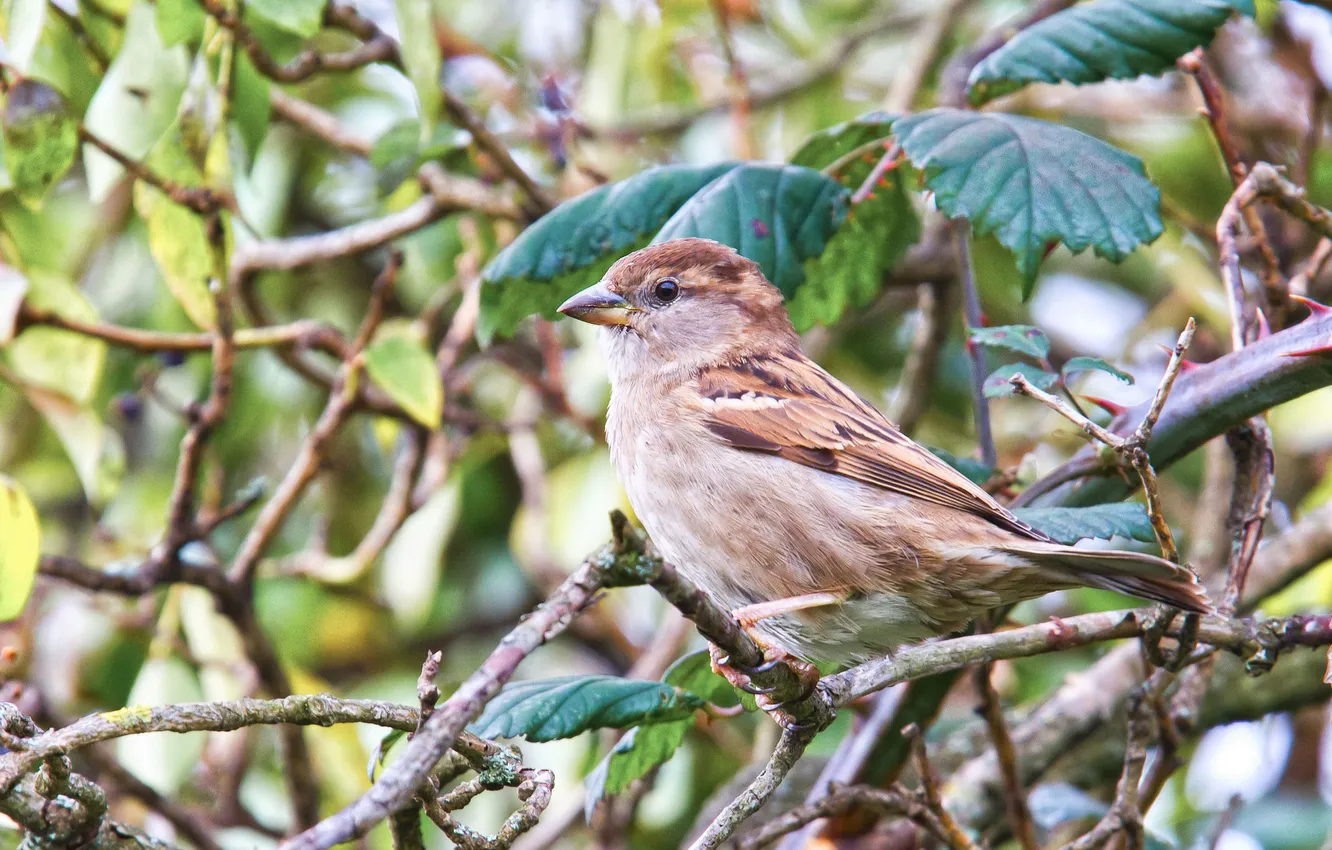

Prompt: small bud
[{"left": 114, "top": 393, "right": 143, "bottom": 421}]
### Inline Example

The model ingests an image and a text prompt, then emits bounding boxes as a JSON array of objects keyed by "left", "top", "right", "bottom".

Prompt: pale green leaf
[
  {"left": 971, "top": 325, "right": 1052, "bottom": 361},
  {"left": 116, "top": 655, "right": 206, "bottom": 795},
  {"left": 0, "top": 476, "right": 40, "bottom": 621},
  {"left": 0, "top": 266, "right": 29, "bottom": 345},
  {"left": 133, "top": 124, "right": 219, "bottom": 330},
  {"left": 363, "top": 335, "right": 443, "bottom": 428},
  {"left": 23, "top": 384, "right": 126, "bottom": 507},
  {"left": 983, "top": 362, "right": 1059, "bottom": 398},
  {"left": 246, "top": 0, "right": 329, "bottom": 38},
  {"left": 1062, "top": 355, "right": 1134, "bottom": 384},
  {"left": 155, "top": 0, "right": 206, "bottom": 46},
  {"left": 394, "top": 0, "right": 442, "bottom": 128},
  {"left": 4, "top": 270, "right": 106, "bottom": 404},
  {"left": 83, "top": 1, "right": 190, "bottom": 202}
]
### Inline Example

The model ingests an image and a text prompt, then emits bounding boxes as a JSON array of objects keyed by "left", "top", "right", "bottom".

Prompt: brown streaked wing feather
[{"left": 696, "top": 356, "right": 1046, "bottom": 541}]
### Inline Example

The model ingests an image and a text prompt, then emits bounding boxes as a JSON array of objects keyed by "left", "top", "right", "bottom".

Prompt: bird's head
[{"left": 558, "top": 238, "right": 798, "bottom": 378}]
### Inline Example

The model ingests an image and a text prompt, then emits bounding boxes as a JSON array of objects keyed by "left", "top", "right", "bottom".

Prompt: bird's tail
[{"left": 999, "top": 543, "right": 1212, "bottom": 614}]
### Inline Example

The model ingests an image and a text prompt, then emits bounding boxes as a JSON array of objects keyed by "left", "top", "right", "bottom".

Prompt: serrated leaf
[
  {"left": 395, "top": 0, "right": 441, "bottom": 128},
  {"left": 983, "top": 362, "right": 1059, "bottom": 398},
  {"left": 3, "top": 79, "right": 78, "bottom": 207},
  {"left": 469, "top": 676, "right": 704, "bottom": 742},
  {"left": 478, "top": 162, "right": 738, "bottom": 341},
  {"left": 247, "top": 0, "right": 328, "bottom": 37},
  {"left": 971, "top": 325, "right": 1051, "bottom": 361},
  {"left": 968, "top": 0, "right": 1256, "bottom": 106},
  {"left": 789, "top": 111, "right": 897, "bottom": 172},
  {"left": 1062, "top": 355, "right": 1134, "bottom": 384},
  {"left": 0, "top": 476, "right": 40, "bottom": 621},
  {"left": 653, "top": 163, "right": 849, "bottom": 298},
  {"left": 926, "top": 446, "right": 994, "bottom": 486},
  {"left": 792, "top": 116, "right": 919, "bottom": 330},
  {"left": 584, "top": 720, "right": 690, "bottom": 819},
  {"left": 155, "top": 0, "right": 206, "bottom": 46},
  {"left": 894, "top": 109, "right": 1163, "bottom": 296},
  {"left": 662, "top": 650, "right": 741, "bottom": 707},
  {"left": 133, "top": 124, "right": 219, "bottom": 330},
  {"left": 363, "top": 335, "right": 442, "bottom": 428},
  {"left": 1011, "top": 503, "right": 1156, "bottom": 544},
  {"left": 83, "top": 2, "right": 190, "bottom": 202}
]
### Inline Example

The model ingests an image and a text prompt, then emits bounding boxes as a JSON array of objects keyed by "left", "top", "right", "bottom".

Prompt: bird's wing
[{"left": 695, "top": 354, "right": 1047, "bottom": 541}]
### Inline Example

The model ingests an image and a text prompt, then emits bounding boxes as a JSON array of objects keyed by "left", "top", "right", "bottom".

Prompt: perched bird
[{"left": 558, "top": 238, "right": 1208, "bottom": 676}]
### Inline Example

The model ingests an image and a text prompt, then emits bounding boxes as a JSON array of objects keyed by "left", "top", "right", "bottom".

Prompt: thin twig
[
  {"left": 689, "top": 726, "right": 820, "bottom": 850},
  {"left": 955, "top": 223, "right": 997, "bottom": 468},
  {"left": 973, "top": 663, "right": 1038, "bottom": 850},
  {"left": 904, "top": 724, "right": 979, "bottom": 850},
  {"left": 890, "top": 279, "right": 955, "bottom": 435}
]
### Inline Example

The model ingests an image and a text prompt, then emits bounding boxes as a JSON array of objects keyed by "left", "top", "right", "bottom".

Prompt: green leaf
[
  {"left": 652, "top": 163, "right": 849, "bottom": 299},
  {"left": 0, "top": 267, "right": 27, "bottom": 344},
  {"left": 155, "top": 0, "right": 206, "bottom": 46},
  {"left": 232, "top": 51, "right": 272, "bottom": 159},
  {"left": 584, "top": 720, "right": 690, "bottom": 818},
  {"left": 3, "top": 79, "right": 78, "bottom": 207},
  {"left": 367, "top": 729, "right": 407, "bottom": 782},
  {"left": 0, "top": 476, "right": 40, "bottom": 621},
  {"left": 1027, "top": 783, "right": 1108, "bottom": 829},
  {"left": 5, "top": 0, "right": 102, "bottom": 113},
  {"left": 1062, "top": 355, "right": 1134, "bottom": 384},
  {"left": 971, "top": 325, "right": 1051, "bottom": 362},
  {"left": 983, "top": 362, "right": 1059, "bottom": 398},
  {"left": 246, "top": 0, "right": 328, "bottom": 37},
  {"left": 469, "top": 676, "right": 705, "bottom": 742},
  {"left": 894, "top": 109, "right": 1163, "bottom": 296},
  {"left": 478, "top": 162, "right": 739, "bottom": 341},
  {"left": 1011, "top": 503, "right": 1156, "bottom": 544},
  {"left": 791, "top": 114, "right": 920, "bottom": 329},
  {"left": 926, "top": 447, "right": 994, "bottom": 486},
  {"left": 4, "top": 270, "right": 106, "bottom": 404},
  {"left": 133, "top": 124, "right": 219, "bottom": 330},
  {"left": 22, "top": 384, "right": 126, "bottom": 507},
  {"left": 363, "top": 334, "right": 442, "bottom": 428},
  {"left": 789, "top": 111, "right": 897, "bottom": 172},
  {"left": 968, "top": 0, "right": 1256, "bottom": 106},
  {"left": 372, "top": 120, "right": 424, "bottom": 196},
  {"left": 662, "top": 650, "right": 741, "bottom": 708},
  {"left": 394, "top": 0, "right": 442, "bottom": 129},
  {"left": 83, "top": 1, "right": 190, "bottom": 202}
]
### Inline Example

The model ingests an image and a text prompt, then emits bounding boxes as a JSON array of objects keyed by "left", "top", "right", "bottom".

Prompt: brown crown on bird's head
[{"left": 557, "top": 239, "right": 797, "bottom": 367}]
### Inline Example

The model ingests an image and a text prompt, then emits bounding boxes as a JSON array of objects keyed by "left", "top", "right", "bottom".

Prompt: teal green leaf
[
  {"left": 894, "top": 109, "right": 1163, "bottom": 296},
  {"left": 83, "top": 2, "right": 190, "bottom": 202},
  {"left": 133, "top": 124, "right": 219, "bottom": 330},
  {"left": 394, "top": 0, "right": 442, "bottom": 129},
  {"left": 926, "top": 447, "right": 994, "bottom": 486},
  {"left": 791, "top": 113, "right": 919, "bottom": 330},
  {"left": 155, "top": 0, "right": 206, "bottom": 46},
  {"left": 584, "top": 720, "right": 690, "bottom": 818},
  {"left": 2, "top": 79, "right": 78, "bottom": 207},
  {"left": 968, "top": 0, "right": 1256, "bottom": 106},
  {"left": 469, "top": 676, "right": 704, "bottom": 742},
  {"left": 662, "top": 650, "right": 741, "bottom": 708},
  {"left": 971, "top": 325, "right": 1051, "bottom": 362},
  {"left": 246, "top": 0, "right": 328, "bottom": 37},
  {"left": 363, "top": 335, "right": 442, "bottom": 428},
  {"left": 0, "top": 476, "right": 40, "bottom": 622},
  {"left": 983, "top": 362, "right": 1058, "bottom": 398},
  {"left": 1062, "top": 355, "right": 1134, "bottom": 384},
  {"left": 478, "top": 162, "right": 738, "bottom": 341},
  {"left": 653, "top": 163, "right": 849, "bottom": 299},
  {"left": 1011, "top": 503, "right": 1155, "bottom": 544},
  {"left": 789, "top": 111, "right": 897, "bottom": 172}
]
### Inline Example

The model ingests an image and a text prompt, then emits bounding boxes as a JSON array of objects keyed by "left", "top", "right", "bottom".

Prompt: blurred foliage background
[{"left": 3, "top": 0, "right": 1332, "bottom": 848}]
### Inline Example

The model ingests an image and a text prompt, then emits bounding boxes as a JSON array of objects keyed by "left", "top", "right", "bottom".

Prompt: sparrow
[{"left": 558, "top": 238, "right": 1208, "bottom": 672}]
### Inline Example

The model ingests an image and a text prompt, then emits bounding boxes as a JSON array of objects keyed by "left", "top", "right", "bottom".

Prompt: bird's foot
[{"left": 709, "top": 642, "right": 822, "bottom": 732}]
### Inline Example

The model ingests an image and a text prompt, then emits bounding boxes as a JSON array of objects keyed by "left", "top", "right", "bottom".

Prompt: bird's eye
[{"left": 653, "top": 278, "right": 680, "bottom": 303}]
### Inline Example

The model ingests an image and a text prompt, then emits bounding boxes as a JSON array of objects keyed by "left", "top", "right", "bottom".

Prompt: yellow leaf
[
  {"left": 0, "top": 476, "right": 40, "bottom": 621},
  {"left": 363, "top": 333, "right": 442, "bottom": 428}
]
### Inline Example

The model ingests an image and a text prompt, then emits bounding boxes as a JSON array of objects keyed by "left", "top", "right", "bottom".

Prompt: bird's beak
[{"left": 557, "top": 283, "right": 633, "bottom": 326}]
